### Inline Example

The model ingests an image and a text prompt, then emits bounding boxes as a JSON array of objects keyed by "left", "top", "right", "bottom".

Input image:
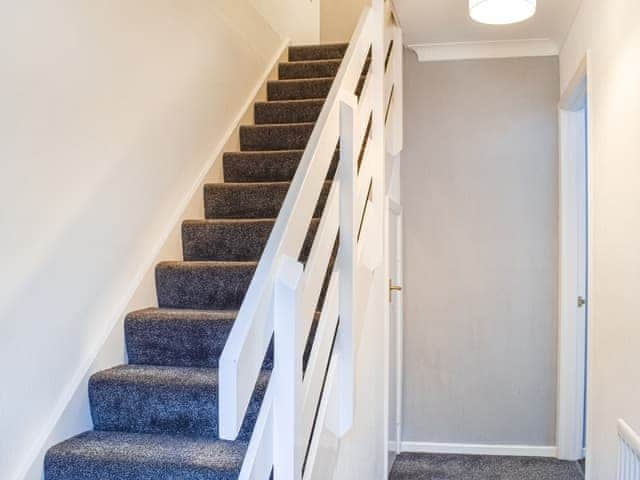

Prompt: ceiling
[{"left": 394, "top": 0, "right": 582, "bottom": 50}]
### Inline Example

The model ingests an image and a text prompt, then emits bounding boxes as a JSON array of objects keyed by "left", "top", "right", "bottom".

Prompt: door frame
[
  {"left": 388, "top": 198, "right": 404, "bottom": 456},
  {"left": 383, "top": 194, "right": 404, "bottom": 476},
  {"left": 556, "top": 51, "right": 593, "bottom": 462}
]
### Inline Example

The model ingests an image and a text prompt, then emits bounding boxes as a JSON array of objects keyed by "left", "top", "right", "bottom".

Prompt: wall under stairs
[{"left": 0, "top": 2, "right": 284, "bottom": 478}]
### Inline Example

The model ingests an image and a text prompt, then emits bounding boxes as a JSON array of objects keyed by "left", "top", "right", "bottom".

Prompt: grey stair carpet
[
  {"left": 288, "top": 43, "right": 349, "bottom": 61},
  {"left": 389, "top": 453, "right": 585, "bottom": 480},
  {"left": 267, "top": 77, "right": 335, "bottom": 101},
  {"left": 240, "top": 123, "right": 315, "bottom": 151},
  {"left": 223, "top": 149, "right": 338, "bottom": 183},
  {"left": 203, "top": 181, "right": 331, "bottom": 219},
  {"left": 182, "top": 219, "right": 319, "bottom": 263},
  {"left": 279, "top": 59, "right": 342, "bottom": 79},
  {"left": 254, "top": 99, "right": 326, "bottom": 124},
  {"left": 44, "top": 42, "right": 348, "bottom": 480}
]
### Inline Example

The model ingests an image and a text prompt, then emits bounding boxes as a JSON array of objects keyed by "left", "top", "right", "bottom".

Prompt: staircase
[{"left": 43, "top": 43, "right": 350, "bottom": 480}]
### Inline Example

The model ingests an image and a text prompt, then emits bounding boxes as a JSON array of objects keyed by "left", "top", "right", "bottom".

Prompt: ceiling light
[{"left": 469, "top": 0, "right": 536, "bottom": 25}]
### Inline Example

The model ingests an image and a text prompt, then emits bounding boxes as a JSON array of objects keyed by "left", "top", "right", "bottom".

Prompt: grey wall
[{"left": 401, "top": 54, "right": 560, "bottom": 446}]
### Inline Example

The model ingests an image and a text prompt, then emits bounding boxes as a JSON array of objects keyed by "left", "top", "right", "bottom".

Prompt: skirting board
[{"left": 397, "top": 442, "right": 558, "bottom": 458}]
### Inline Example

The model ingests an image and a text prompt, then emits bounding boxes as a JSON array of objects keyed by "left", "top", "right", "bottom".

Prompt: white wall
[
  {"left": 321, "top": 0, "right": 370, "bottom": 43},
  {"left": 250, "top": 0, "right": 320, "bottom": 45},
  {"left": 559, "top": 1, "right": 640, "bottom": 478},
  {"left": 0, "top": 2, "right": 283, "bottom": 478},
  {"left": 401, "top": 54, "right": 560, "bottom": 448}
]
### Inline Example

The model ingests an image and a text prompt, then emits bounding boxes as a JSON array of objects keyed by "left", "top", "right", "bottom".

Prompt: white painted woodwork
[
  {"left": 219, "top": 7, "right": 374, "bottom": 439},
  {"left": 409, "top": 39, "right": 559, "bottom": 62},
  {"left": 274, "top": 257, "right": 304, "bottom": 480},
  {"left": 618, "top": 420, "right": 640, "bottom": 480},
  {"left": 219, "top": 3, "right": 403, "bottom": 478},
  {"left": 557, "top": 57, "right": 588, "bottom": 462},
  {"left": 238, "top": 383, "right": 275, "bottom": 480},
  {"left": 336, "top": 93, "right": 358, "bottom": 437}
]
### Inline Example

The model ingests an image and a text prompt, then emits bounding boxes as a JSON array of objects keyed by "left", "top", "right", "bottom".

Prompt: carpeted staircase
[{"left": 44, "top": 43, "right": 351, "bottom": 480}]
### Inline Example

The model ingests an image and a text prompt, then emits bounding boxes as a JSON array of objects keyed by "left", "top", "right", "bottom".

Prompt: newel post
[
  {"left": 273, "top": 256, "right": 304, "bottom": 480},
  {"left": 335, "top": 92, "right": 359, "bottom": 436}
]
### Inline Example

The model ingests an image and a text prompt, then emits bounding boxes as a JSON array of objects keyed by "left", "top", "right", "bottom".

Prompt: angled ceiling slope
[{"left": 393, "top": 0, "right": 582, "bottom": 61}]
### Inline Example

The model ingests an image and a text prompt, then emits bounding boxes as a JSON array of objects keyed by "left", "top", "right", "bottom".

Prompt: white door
[
  {"left": 557, "top": 66, "right": 588, "bottom": 461},
  {"left": 388, "top": 199, "right": 403, "bottom": 467}
]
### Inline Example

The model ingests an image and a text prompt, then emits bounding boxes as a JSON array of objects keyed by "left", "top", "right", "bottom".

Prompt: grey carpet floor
[{"left": 389, "top": 453, "right": 584, "bottom": 480}]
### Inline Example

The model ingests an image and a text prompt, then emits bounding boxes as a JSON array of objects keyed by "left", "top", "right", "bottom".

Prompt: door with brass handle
[{"left": 389, "top": 278, "right": 403, "bottom": 303}]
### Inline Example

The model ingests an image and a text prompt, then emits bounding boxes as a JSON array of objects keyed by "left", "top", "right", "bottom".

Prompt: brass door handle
[{"left": 389, "top": 279, "right": 403, "bottom": 303}]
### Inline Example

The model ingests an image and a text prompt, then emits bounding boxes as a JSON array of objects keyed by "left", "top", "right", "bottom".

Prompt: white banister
[
  {"left": 336, "top": 93, "right": 359, "bottom": 435},
  {"left": 618, "top": 419, "right": 640, "bottom": 480},
  {"left": 274, "top": 257, "right": 304, "bottom": 479},
  {"left": 220, "top": 2, "right": 402, "bottom": 479}
]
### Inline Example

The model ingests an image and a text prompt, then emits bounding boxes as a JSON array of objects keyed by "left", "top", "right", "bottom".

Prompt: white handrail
[
  {"left": 618, "top": 419, "right": 640, "bottom": 480},
  {"left": 619, "top": 420, "right": 640, "bottom": 457}
]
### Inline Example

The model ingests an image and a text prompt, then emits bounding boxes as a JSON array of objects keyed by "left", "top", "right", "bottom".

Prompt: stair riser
[
  {"left": 254, "top": 100, "right": 324, "bottom": 124},
  {"left": 223, "top": 150, "right": 338, "bottom": 183},
  {"left": 240, "top": 123, "right": 314, "bottom": 151},
  {"left": 156, "top": 263, "right": 255, "bottom": 310},
  {"left": 288, "top": 44, "right": 348, "bottom": 61},
  {"left": 279, "top": 60, "right": 341, "bottom": 80},
  {"left": 182, "top": 221, "right": 273, "bottom": 262},
  {"left": 204, "top": 182, "right": 331, "bottom": 220},
  {"left": 277, "top": 58, "right": 369, "bottom": 81},
  {"left": 267, "top": 78, "right": 333, "bottom": 101},
  {"left": 89, "top": 372, "right": 267, "bottom": 441},
  {"left": 126, "top": 319, "right": 275, "bottom": 370},
  {"left": 183, "top": 219, "right": 319, "bottom": 263},
  {"left": 125, "top": 316, "right": 235, "bottom": 368}
]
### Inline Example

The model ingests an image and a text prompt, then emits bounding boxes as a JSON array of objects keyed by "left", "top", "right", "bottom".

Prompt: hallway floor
[{"left": 389, "top": 453, "right": 584, "bottom": 480}]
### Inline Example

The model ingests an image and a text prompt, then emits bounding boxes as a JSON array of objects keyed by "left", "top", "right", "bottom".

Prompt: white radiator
[{"left": 618, "top": 419, "right": 640, "bottom": 479}]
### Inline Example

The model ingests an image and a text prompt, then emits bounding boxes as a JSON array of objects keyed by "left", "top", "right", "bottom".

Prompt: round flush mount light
[{"left": 469, "top": 0, "right": 536, "bottom": 25}]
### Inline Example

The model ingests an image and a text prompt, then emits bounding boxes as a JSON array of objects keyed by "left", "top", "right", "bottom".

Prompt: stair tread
[
  {"left": 281, "top": 59, "right": 342, "bottom": 65},
  {"left": 45, "top": 430, "right": 247, "bottom": 479},
  {"left": 185, "top": 217, "right": 324, "bottom": 225},
  {"left": 205, "top": 181, "right": 331, "bottom": 189},
  {"left": 224, "top": 148, "right": 305, "bottom": 155},
  {"left": 268, "top": 76, "right": 336, "bottom": 84},
  {"left": 207, "top": 180, "right": 295, "bottom": 187},
  {"left": 158, "top": 260, "right": 259, "bottom": 267},
  {"left": 128, "top": 306, "right": 239, "bottom": 319},
  {"left": 254, "top": 98, "right": 325, "bottom": 106},
  {"left": 91, "top": 364, "right": 221, "bottom": 387},
  {"left": 240, "top": 122, "right": 316, "bottom": 129}
]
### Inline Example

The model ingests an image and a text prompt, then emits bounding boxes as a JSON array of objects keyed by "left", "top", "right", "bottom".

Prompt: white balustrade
[{"left": 223, "top": 2, "right": 403, "bottom": 479}]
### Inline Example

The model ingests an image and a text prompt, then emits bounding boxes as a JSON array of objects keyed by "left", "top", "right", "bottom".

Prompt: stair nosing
[
  {"left": 268, "top": 77, "right": 336, "bottom": 85},
  {"left": 255, "top": 98, "right": 326, "bottom": 105},
  {"left": 240, "top": 122, "right": 316, "bottom": 128},
  {"left": 157, "top": 260, "right": 259, "bottom": 267},
  {"left": 280, "top": 59, "right": 342, "bottom": 65}
]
